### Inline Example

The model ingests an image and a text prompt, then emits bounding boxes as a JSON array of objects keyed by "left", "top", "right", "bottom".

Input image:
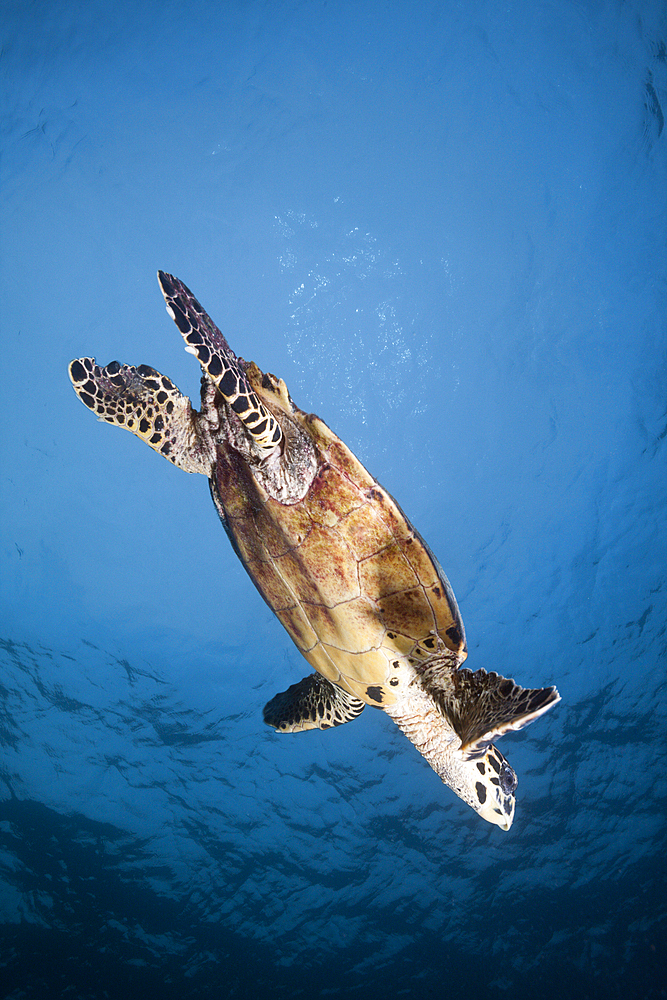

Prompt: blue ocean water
[{"left": 1, "top": 1, "right": 665, "bottom": 997}]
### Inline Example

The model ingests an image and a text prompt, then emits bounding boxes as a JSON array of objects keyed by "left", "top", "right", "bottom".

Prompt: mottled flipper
[
  {"left": 68, "top": 357, "right": 211, "bottom": 475},
  {"left": 263, "top": 673, "right": 366, "bottom": 733},
  {"left": 429, "top": 666, "right": 560, "bottom": 760},
  {"left": 157, "top": 270, "right": 283, "bottom": 458}
]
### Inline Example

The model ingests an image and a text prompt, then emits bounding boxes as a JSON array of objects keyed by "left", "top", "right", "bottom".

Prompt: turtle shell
[{"left": 209, "top": 361, "right": 467, "bottom": 709}]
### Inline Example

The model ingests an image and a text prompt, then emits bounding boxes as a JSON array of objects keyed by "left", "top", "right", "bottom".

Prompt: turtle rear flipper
[
  {"left": 434, "top": 667, "right": 560, "bottom": 760},
  {"left": 68, "top": 357, "right": 212, "bottom": 475},
  {"left": 264, "top": 673, "right": 366, "bottom": 732}
]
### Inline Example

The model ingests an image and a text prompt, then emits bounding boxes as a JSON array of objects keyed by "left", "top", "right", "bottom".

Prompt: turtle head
[{"left": 456, "top": 744, "right": 517, "bottom": 830}]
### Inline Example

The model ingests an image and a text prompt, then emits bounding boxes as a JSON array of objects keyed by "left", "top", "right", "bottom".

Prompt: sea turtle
[{"left": 69, "top": 271, "right": 560, "bottom": 830}]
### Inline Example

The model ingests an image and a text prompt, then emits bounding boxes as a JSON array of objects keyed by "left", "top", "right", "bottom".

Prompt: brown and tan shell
[{"left": 210, "top": 362, "right": 467, "bottom": 709}]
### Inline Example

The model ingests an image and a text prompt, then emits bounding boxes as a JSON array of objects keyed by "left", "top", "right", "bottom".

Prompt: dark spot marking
[
  {"left": 366, "top": 686, "right": 384, "bottom": 703},
  {"left": 186, "top": 330, "right": 203, "bottom": 346},
  {"left": 446, "top": 625, "right": 462, "bottom": 646},
  {"left": 198, "top": 346, "right": 210, "bottom": 365},
  {"left": 79, "top": 392, "right": 95, "bottom": 409},
  {"left": 219, "top": 368, "right": 237, "bottom": 397},
  {"left": 252, "top": 418, "right": 268, "bottom": 436},
  {"left": 387, "top": 632, "right": 396, "bottom": 639},
  {"left": 271, "top": 425, "right": 282, "bottom": 443},
  {"left": 70, "top": 360, "right": 87, "bottom": 383},
  {"left": 158, "top": 271, "right": 175, "bottom": 295},
  {"left": 150, "top": 433, "right": 161, "bottom": 444},
  {"left": 137, "top": 365, "right": 158, "bottom": 377},
  {"left": 231, "top": 394, "right": 249, "bottom": 414},
  {"left": 389, "top": 678, "right": 399, "bottom": 687},
  {"left": 139, "top": 418, "right": 150, "bottom": 434},
  {"left": 82, "top": 380, "right": 97, "bottom": 395},
  {"left": 156, "top": 391, "right": 168, "bottom": 404},
  {"left": 166, "top": 401, "right": 174, "bottom": 414},
  {"left": 392, "top": 660, "right": 400, "bottom": 668},
  {"left": 208, "top": 354, "right": 223, "bottom": 378},
  {"left": 170, "top": 301, "right": 190, "bottom": 334},
  {"left": 154, "top": 415, "right": 164, "bottom": 432},
  {"left": 423, "top": 636, "right": 436, "bottom": 649},
  {"left": 504, "top": 798, "right": 512, "bottom": 814},
  {"left": 487, "top": 754, "right": 501, "bottom": 774},
  {"left": 106, "top": 360, "right": 121, "bottom": 374},
  {"left": 476, "top": 782, "right": 487, "bottom": 804},
  {"left": 476, "top": 762, "right": 486, "bottom": 774}
]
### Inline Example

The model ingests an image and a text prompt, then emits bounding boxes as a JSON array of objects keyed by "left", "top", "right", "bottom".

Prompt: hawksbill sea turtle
[{"left": 69, "top": 271, "right": 560, "bottom": 830}]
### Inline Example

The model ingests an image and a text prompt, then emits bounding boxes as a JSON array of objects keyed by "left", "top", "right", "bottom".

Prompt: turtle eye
[{"left": 499, "top": 761, "right": 518, "bottom": 795}]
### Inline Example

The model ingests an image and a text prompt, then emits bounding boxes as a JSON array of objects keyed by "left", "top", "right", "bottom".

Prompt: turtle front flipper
[
  {"left": 158, "top": 270, "right": 283, "bottom": 459},
  {"left": 68, "top": 357, "right": 212, "bottom": 475},
  {"left": 435, "top": 667, "right": 561, "bottom": 760},
  {"left": 263, "top": 673, "right": 366, "bottom": 732}
]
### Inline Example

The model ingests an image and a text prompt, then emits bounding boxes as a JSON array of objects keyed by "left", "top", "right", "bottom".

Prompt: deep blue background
[{"left": 1, "top": 2, "right": 665, "bottom": 998}]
